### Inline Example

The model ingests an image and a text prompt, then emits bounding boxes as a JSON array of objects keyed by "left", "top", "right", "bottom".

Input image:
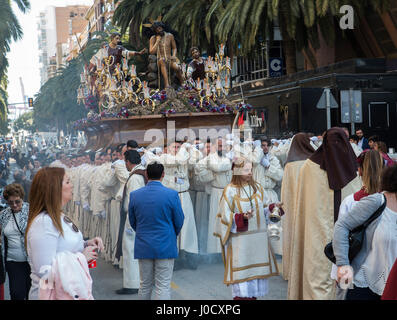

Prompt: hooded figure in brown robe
[
  {"left": 281, "top": 133, "right": 315, "bottom": 280},
  {"left": 287, "top": 128, "right": 361, "bottom": 300}
]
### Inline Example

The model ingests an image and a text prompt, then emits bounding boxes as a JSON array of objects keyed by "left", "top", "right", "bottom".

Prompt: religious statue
[
  {"left": 187, "top": 47, "right": 206, "bottom": 82},
  {"left": 90, "top": 32, "right": 147, "bottom": 76},
  {"left": 148, "top": 21, "right": 184, "bottom": 88}
]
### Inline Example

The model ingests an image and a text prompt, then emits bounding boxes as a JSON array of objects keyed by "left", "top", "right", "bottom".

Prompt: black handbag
[{"left": 324, "top": 195, "right": 387, "bottom": 264}]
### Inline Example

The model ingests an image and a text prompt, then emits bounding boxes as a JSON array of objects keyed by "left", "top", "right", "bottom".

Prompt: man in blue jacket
[
  {"left": 128, "top": 161, "right": 184, "bottom": 300},
  {"left": 355, "top": 128, "right": 370, "bottom": 150}
]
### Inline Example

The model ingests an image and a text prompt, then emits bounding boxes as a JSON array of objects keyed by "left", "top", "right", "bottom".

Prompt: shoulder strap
[
  {"left": 11, "top": 212, "right": 23, "bottom": 236},
  {"left": 132, "top": 169, "right": 148, "bottom": 185},
  {"left": 352, "top": 194, "right": 387, "bottom": 233}
]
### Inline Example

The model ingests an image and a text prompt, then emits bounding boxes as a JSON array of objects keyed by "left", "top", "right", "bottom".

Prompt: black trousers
[
  {"left": 346, "top": 285, "right": 381, "bottom": 300},
  {"left": 5, "top": 261, "right": 31, "bottom": 300}
]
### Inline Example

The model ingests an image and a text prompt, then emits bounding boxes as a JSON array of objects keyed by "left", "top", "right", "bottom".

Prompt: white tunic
[
  {"left": 146, "top": 145, "right": 199, "bottom": 254},
  {"left": 122, "top": 164, "right": 146, "bottom": 288},
  {"left": 214, "top": 183, "right": 279, "bottom": 297},
  {"left": 207, "top": 152, "right": 232, "bottom": 254}
]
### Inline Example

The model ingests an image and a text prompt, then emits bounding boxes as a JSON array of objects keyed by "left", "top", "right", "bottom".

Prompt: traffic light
[{"left": 28, "top": 97, "right": 33, "bottom": 108}]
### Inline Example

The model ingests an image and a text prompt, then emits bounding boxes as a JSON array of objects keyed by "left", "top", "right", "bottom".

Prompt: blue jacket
[
  {"left": 359, "top": 137, "right": 369, "bottom": 151},
  {"left": 128, "top": 181, "right": 184, "bottom": 259}
]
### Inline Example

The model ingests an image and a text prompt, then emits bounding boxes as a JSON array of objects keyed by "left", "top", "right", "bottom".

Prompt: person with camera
[
  {"left": 25, "top": 167, "right": 104, "bottom": 300},
  {"left": 333, "top": 165, "right": 397, "bottom": 300}
]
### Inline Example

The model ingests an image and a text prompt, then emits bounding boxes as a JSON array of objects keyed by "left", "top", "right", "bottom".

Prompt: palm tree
[
  {"left": 214, "top": 0, "right": 391, "bottom": 74},
  {"left": 0, "top": 0, "right": 30, "bottom": 79},
  {"left": 112, "top": 0, "right": 166, "bottom": 49}
]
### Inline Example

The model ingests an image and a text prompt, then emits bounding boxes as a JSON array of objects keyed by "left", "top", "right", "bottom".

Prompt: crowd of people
[{"left": 0, "top": 126, "right": 396, "bottom": 300}]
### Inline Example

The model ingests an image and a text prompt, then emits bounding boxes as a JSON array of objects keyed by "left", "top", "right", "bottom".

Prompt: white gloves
[
  {"left": 225, "top": 151, "right": 234, "bottom": 160},
  {"left": 260, "top": 155, "right": 270, "bottom": 168},
  {"left": 253, "top": 140, "right": 261, "bottom": 148},
  {"left": 137, "top": 147, "right": 145, "bottom": 153}
]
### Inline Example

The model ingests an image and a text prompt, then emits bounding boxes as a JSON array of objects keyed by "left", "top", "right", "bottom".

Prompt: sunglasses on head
[
  {"left": 8, "top": 199, "right": 21, "bottom": 205},
  {"left": 63, "top": 216, "right": 79, "bottom": 232}
]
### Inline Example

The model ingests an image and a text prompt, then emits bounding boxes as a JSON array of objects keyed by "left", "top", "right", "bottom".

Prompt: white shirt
[
  {"left": 3, "top": 212, "right": 27, "bottom": 262},
  {"left": 353, "top": 206, "right": 397, "bottom": 295},
  {"left": 27, "top": 212, "right": 85, "bottom": 300}
]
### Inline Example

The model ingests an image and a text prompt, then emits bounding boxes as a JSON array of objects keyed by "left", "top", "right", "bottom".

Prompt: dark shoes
[{"left": 115, "top": 288, "right": 139, "bottom": 295}]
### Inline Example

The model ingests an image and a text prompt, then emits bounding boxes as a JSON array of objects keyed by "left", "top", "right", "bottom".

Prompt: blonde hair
[
  {"left": 231, "top": 157, "right": 258, "bottom": 194},
  {"left": 362, "top": 150, "right": 384, "bottom": 194},
  {"left": 25, "top": 167, "right": 65, "bottom": 247}
]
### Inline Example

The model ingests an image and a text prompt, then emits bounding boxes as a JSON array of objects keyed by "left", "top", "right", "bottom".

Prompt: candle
[
  {"left": 196, "top": 78, "right": 202, "bottom": 90},
  {"left": 111, "top": 78, "right": 117, "bottom": 90},
  {"left": 216, "top": 76, "right": 222, "bottom": 90},
  {"left": 123, "top": 57, "right": 127, "bottom": 68},
  {"left": 219, "top": 44, "right": 225, "bottom": 56},
  {"left": 143, "top": 81, "right": 150, "bottom": 99},
  {"left": 226, "top": 57, "right": 231, "bottom": 70},
  {"left": 130, "top": 64, "right": 136, "bottom": 77},
  {"left": 80, "top": 73, "right": 85, "bottom": 83},
  {"left": 96, "top": 57, "right": 101, "bottom": 69},
  {"left": 181, "top": 63, "right": 186, "bottom": 76}
]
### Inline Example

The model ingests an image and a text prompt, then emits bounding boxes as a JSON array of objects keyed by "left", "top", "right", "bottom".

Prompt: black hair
[
  {"left": 368, "top": 135, "right": 380, "bottom": 142},
  {"left": 190, "top": 47, "right": 200, "bottom": 55},
  {"left": 110, "top": 32, "right": 122, "bottom": 40},
  {"left": 350, "top": 134, "right": 359, "bottom": 142},
  {"left": 146, "top": 162, "right": 164, "bottom": 180},
  {"left": 124, "top": 150, "right": 141, "bottom": 165},
  {"left": 89, "top": 151, "right": 96, "bottom": 162},
  {"left": 127, "top": 140, "right": 139, "bottom": 149},
  {"left": 116, "top": 143, "right": 126, "bottom": 153}
]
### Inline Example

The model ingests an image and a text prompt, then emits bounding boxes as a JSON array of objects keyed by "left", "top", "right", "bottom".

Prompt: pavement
[{"left": 4, "top": 254, "right": 287, "bottom": 300}]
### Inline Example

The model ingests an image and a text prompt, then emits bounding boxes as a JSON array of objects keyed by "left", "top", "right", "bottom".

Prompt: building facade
[{"left": 37, "top": 5, "right": 89, "bottom": 85}]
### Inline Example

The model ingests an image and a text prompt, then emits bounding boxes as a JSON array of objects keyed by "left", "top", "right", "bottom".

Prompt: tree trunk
[
  {"left": 281, "top": 28, "right": 297, "bottom": 75},
  {"left": 129, "top": 19, "right": 141, "bottom": 49}
]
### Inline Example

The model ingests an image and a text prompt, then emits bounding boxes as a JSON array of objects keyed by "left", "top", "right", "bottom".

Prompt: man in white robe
[
  {"left": 206, "top": 138, "right": 232, "bottom": 255},
  {"left": 253, "top": 138, "right": 284, "bottom": 254},
  {"left": 110, "top": 143, "right": 129, "bottom": 265},
  {"left": 116, "top": 150, "right": 147, "bottom": 295},
  {"left": 194, "top": 142, "right": 214, "bottom": 255},
  {"left": 145, "top": 141, "right": 199, "bottom": 269}
]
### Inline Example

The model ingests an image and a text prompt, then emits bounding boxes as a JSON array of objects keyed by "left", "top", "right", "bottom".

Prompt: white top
[
  {"left": 354, "top": 206, "right": 397, "bottom": 295},
  {"left": 27, "top": 212, "right": 85, "bottom": 300},
  {"left": 3, "top": 212, "right": 27, "bottom": 262}
]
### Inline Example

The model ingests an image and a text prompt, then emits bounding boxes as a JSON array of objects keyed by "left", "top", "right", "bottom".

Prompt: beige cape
[{"left": 287, "top": 159, "right": 361, "bottom": 300}]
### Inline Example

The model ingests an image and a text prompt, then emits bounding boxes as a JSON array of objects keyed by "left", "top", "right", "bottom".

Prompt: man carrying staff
[{"left": 149, "top": 22, "right": 184, "bottom": 88}]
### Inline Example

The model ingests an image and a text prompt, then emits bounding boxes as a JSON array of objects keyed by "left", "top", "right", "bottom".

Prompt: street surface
[{"left": 4, "top": 255, "right": 287, "bottom": 300}]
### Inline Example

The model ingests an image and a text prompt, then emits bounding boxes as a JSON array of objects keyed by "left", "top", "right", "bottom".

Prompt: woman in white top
[
  {"left": 333, "top": 165, "right": 397, "bottom": 300},
  {"left": 0, "top": 183, "right": 30, "bottom": 300},
  {"left": 25, "top": 167, "right": 104, "bottom": 300}
]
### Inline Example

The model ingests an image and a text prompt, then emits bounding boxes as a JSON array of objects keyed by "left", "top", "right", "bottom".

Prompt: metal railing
[{"left": 231, "top": 47, "right": 268, "bottom": 87}]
